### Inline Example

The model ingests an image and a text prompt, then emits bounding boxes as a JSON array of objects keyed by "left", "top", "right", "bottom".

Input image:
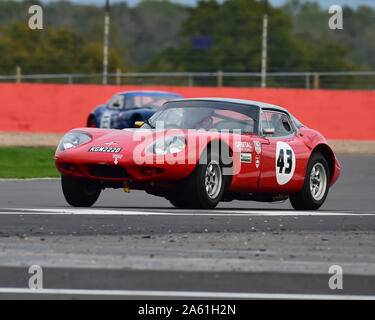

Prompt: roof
[
  {"left": 117, "top": 90, "right": 182, "bottom": 97},
  {"left": 169, "top": 97, "right": 289, "bottom": 113}
]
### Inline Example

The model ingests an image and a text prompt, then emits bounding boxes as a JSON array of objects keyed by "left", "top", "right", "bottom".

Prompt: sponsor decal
[
  {"left": 254, "top": 140, "right": 261, "bottom": 154},
  {"left": 255, "top": 155, "right": 261, "bottom": 168},
  {"left": 88, "top": 146, "right": 122, "bottom": 153},
  {"left": 234, "top": 141, "right": 252, "bottom": 153},
  {"left": 240, "top": 153, "right": 252, "bottom": 163},
  {"left": 113, "top": 154, "right": 123, "bottom": 165},
  {"left": 276, "top": 141, "right": 296, "bottom": 185}
]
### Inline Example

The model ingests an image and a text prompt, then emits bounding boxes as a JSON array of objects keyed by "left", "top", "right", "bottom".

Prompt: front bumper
[{"left": 55, "top": 151, "right": 198, "bottom": 182}]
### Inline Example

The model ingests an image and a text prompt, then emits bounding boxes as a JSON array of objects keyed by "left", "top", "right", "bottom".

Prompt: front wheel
[
  {"left": 169, "top": 152, "right": 229, "bottom": 209},
  {"left": 61, "top": 175, "right": 101, "bottom": 207},
  {"left": 290, "top": 152, "right": 330, "bottom": 210}
]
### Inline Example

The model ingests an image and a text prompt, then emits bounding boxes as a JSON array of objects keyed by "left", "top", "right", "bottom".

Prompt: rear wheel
[
  {"left": 87, "top": 116, "right": 97, "bottom": 128},
  {"left": 169, "top": 150, "right": 229, "bottom": 209},
  {"left": 61, "top": 175, "right": 101, "bottom": 207},
  {"left": 290, "top": 152, "right": 330, "bottom": 210}
]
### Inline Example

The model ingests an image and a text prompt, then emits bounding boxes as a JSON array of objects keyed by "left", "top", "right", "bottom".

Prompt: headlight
[
  {"left": 58, "top": 131, "right": 92, "bottom": 152},
  {"left": 147, "top": 136, "right": 186, "bottom": 155}
]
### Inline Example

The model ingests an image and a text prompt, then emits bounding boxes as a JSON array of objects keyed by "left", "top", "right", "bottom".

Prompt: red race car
[{"left": 55, "top": 98, "right": 341, "bottom": 210}]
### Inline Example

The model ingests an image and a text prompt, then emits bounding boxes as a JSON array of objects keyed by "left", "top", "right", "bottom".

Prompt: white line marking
[
  {"left": 0, "top": 288, "right": 373, "bottom": 300},
  {"left": 1, "top": 208, "right": 374, "bottom": 216},
  {"left": 0, "top": 178, "right": 59, "bottom": 182}
]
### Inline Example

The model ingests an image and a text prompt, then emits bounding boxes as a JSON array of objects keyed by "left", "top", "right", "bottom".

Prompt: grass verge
[{"left": 0, "top": 147, "right": 59, "bottom": 179}]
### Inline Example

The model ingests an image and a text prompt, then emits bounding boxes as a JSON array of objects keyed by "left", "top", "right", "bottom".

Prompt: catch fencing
[{"left": 1, "top": 71, "right": 375, "bottom": 90}]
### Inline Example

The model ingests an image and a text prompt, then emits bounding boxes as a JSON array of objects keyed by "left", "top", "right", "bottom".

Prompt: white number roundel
[{"left": 276, "top": 142, "right": 296, "bottom": 185}]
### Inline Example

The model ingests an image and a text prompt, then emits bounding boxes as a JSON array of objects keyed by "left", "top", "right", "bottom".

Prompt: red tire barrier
[{"left": 0, "top": 83, "right": 373, "bottom": 140}]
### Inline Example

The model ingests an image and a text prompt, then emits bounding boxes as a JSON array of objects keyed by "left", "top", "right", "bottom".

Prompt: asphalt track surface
[{"left": 0, "top": 154, "right": 374, "bottom": 300}]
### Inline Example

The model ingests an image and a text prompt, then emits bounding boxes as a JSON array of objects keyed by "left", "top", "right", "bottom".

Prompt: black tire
[
  {"left": 87, "top": 116, "right": 97, "bottom": 128},
  {"left": 61, "top": 175, "right": 101, "bottom": 207},
  {"left": 169, "top": 148, "right": 230, "bottom": 209},
  {"left": 168, "top": 196, "right": 193, "bottom": 209},
  {"left": 290, "top": 152, "right": 330, "bottom": 210}
]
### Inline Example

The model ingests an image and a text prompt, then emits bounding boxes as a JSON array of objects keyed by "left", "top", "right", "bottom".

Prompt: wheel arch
[
  {"left": 204, "top": 139, "right": 234, "bottom": 165},
  {"left": 132, "top": 113, "right": 143, "bottom": 121},
  {"left": 311, "top": 143, "right": 335, "bottom": 182},
  {"left": 130, "top": 113, "right": 143, "bottom": 127},
  {"left": 87, "top": 114, "right": 96, "bottom": 126}
]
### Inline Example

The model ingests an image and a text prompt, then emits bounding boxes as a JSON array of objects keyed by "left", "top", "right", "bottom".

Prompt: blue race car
[{"left": 87, "top": 90, "right": 183, "bottom": 129}]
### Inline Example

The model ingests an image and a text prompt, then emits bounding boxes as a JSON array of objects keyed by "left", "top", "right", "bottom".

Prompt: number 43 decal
[{"left": 276, "top": 142, "right": 296, "bottom": 185}]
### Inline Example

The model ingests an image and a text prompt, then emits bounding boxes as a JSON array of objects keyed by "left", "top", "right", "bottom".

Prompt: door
[
  {"left": 258, "top": 110, "right": 309, "bottom": 193},
  {"left": 228, "top": 133, "right": 262, "bottom": 192},
  {"left": 100, "top": 94, "right": 125, "bottom": 128}
]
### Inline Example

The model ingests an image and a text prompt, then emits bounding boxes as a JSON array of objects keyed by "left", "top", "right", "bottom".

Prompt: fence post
[
  {"left": 68, "top": 76, "right": 73, "bottom": 84},
  {"left": 217, "top": 70, "right": 223, "bottom": 87},
  {"left": 188, "top": 76, "right": 193, "bottom": 87},
  {"left": 313, "top": 73, "right": 320, "bottom": 89},
  {"left": 305, "top": 73, "right": 310, "bottom": 89},
  {"left": 116, "top": 67, "right": 121, "bottom": 85},
  {"left": 16, "top": 66, "right": 21, "bottom": 84}
]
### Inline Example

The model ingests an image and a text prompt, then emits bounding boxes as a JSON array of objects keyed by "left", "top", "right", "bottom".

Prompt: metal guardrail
[{"left": 0, "top": 71, "right": 374, "bottom": 89}]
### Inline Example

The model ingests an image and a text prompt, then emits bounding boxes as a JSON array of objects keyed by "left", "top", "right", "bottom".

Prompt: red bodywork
[{"left": 55, "top": 125, "right": 341, "bottom": 196}]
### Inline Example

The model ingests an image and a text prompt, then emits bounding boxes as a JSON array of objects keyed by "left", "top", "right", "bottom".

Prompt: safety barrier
[{"left": 0, "top": 83, "right": 373, "bottom": 140}]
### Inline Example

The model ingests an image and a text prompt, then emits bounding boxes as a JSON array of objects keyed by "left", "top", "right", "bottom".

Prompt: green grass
[{"left": 0, "top": 147, "right": 59, "bottom": 178}]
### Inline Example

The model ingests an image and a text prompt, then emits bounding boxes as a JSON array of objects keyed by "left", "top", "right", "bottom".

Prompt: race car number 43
[{"left": 276, "top": 141, "right": 296, "bottom": 185}]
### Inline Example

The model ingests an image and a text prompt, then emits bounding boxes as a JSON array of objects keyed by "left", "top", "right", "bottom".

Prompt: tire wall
[{"left": 0, "top": 83, "right": 373, "bottom": 140}]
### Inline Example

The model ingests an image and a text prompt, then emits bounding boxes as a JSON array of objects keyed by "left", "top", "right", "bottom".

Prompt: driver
[{"left": 182, "top": 108, "right": 213, "bottom": 130}]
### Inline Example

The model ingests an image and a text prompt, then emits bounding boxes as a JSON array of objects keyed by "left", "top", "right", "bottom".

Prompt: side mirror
[
  {"left": 263, "top": 128, "right": 275, "bottom": 135},
  {"left": 134, "top": 121, "right": 144, "bottom": 128}
]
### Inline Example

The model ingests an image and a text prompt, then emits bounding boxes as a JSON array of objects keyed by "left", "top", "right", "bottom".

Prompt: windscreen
[
  {"left": 126, "top": 94, "right": 179, "bottom": 109},
  {"left": 144, "top": 100, "right": 259, "bottom": 134}
]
